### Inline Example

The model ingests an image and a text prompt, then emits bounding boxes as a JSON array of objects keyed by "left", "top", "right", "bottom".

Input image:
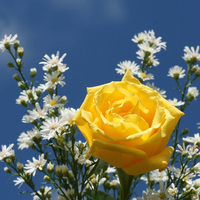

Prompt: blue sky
[{"left": 0, "top": 1, "right": 200, "bottom": 199}]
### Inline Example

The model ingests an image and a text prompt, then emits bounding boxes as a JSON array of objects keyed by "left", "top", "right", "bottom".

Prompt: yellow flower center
[
  {"left": 50, "top": 101, "right": 57, "bottom": 106},
  {"left": 85, "top": 154, "right": 90, "bottom": 159},
  {"left": 159, "top": 192, "right": 166, "bottom": 199},
  {"left": 51, "top": 78, "right": 58, "bottom": 83},
  {"left": 140, "top": 73, "right": 147, "bottom": 78}
]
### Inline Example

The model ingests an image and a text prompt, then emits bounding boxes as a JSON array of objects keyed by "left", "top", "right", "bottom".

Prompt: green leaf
[
  {"left": 85, "top": 190, "right": 116, "bottom": 200},
  {"left": 117, "top": 168, "right": 134, "bottom": 200}
]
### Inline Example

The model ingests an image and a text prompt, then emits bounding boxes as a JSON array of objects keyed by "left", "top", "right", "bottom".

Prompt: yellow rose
[{"left": 73, "top": 70, "right": 184, "bottom": 175}]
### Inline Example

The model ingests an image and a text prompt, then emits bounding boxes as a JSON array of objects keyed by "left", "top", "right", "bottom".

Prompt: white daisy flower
[
  {"left": 43, "top": 71, "right": 66, "bottom": 89},
  {"left": 131, "top": 31, "right": 148, "bottom": 44},
  {"left": 149, "top": 169, "right": 168, "bottom": 182},
  {"left": 24, "top": 103, "right": 48, "bottom": 122},
  {"left": 40, "top": 116, "right": 67, "bottom": 140},
  {"left": 17, "top": 128, "right": 41, "bottom": 150},
  {"left": 148, "top": 181, "right": 175, "bottom": 200},
  {"left": 137, "top": 71, "right": 154, "bottom": 81},
  {"left": 13, "top": 177, "right": 25, "bottom": 188},
  {"left": 43, "top": 94, "right": 64, "bottom": 109},
  {"left": 39, "top": 51, "right": 68, "bottom": 72},
  {"left": 183, "top": 46, "right": 200, "bottom": 62},
  {"left": 0, "top": 143, "right": 14, "bottom": 161},
  {"left": 146, "top": 82, "right": 166, "bottom": 98},
  {"left": 186, "top": 87, "right": 199, "bottom": 100},
  {"left": 32, "top": 186, "right": 52, "bottom": 200},
  {"left": 176, "top": 143, "right": 191, "bottom": 156},
  {"left": 115, "top": 60, "right": 139, "bottom": 75},
  {"left": 59, "top": 107, "right": 78, "bottom": 125},
  {"left": 183, "top": 133, "right": 200, "bottom": 145},
  {"left": 24, "top": 154, "right": 47, "bottom": 176},
  {"left": 148, "top": 30, "right": 166, "bottom": 50},
  {"left": 167, "top": 65, "right": 186, "bottom": 79},
  {"left": 168, "top": 98, "right": 185, "bottom": 106},
  {"left": 138, "top": 41, "right": 158, "bottom": 54},
  {"left": 0, "top": 34, "right": 18, "bottom": 52}
]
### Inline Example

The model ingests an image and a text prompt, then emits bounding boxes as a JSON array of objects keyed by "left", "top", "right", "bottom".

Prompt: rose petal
[{"left": 123, "top": 146, "right": 174, "bottom": 175}]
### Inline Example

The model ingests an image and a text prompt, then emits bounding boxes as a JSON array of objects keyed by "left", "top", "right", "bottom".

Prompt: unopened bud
[
  {"left": 5, "top": 158, "right": 12, "bottom": 165},
  {"left": 18, "top": 82, "right": 26, "bottom": 90},
  {"left": 4, "top": 41, "right": 10, "bottom": 50},
  {"left": 56, "top": 165, "right": 62, "bottom": 177},
  {"left": 4, "top": 167, "right": 12, "bottom": 173},
  {"left": 13, "top": 40, "right": 20, "bottom": 50},
  {"left": 40, "top": 186, "right": 45, "bottom": 194},
  {"left": 35, "top": 88, "right": 41, "bottom": 97},
  {"left": 7, "top": 62, "right": 15, "bottom": 68},
  {"left": 19, "top": 99, "right": 28, "bottom": 107},
  {"left": 17, "top": 162, "right": 24, "bottom": 172},
  {"left": 13, "top": 74, "right": 21, "bottom": 82},
  {"left": 30, "top": 68, "right": 37, "bottom": 78},
  {"left": 182, "top": 128, "right": 189, "bottom": 136},
  {"left": 60, "top": 95, "right": 67, "bottom": 103},
  {"left": 47, "top": 162, "right": 54, "bottom": 173},
  {"left": 44, "top": 175, "right": 51, "bottom": 181},
  {"left": 17, "top": 47, "right": 24, "bottom": 58},
  {"left": 186, "top": 93, "right": 194, "bottom": 102}
]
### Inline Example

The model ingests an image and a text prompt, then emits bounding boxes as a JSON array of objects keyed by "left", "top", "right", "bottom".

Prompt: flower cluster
[{"left": 0, "top": 30, "right": 200, "bottom": 200}]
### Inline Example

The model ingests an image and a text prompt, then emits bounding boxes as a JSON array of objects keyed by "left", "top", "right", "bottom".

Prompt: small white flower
[
  {"left": 148, "top": 30, "right": 166, "bottom": 50},
  {"left": 183, "top": 46, "right": 200, "bottom": 62},
  {"left": 115, "top": 60, "right": 139, "bottom": 75},
  {"left": 59, "top": 107, "right": 78, "bottom": 125},
  {"left": 187, "top": 87, "right": 199, "bottom": 100},
  {"left": 176, "top": 143, "right": 191, "bottom": 156},
  {"left": 43, "top": 71, "right": 66, "bottom": 89},
  {"left": 168, "top": 98, "right": 185, "bottom": 106},
  {"left": 168, "top": 183, "right": 178, "bottom": 196},
  {"left": 0, "top": 143, "right": 14, "bottom": 161},
  {"left": 43, "top": 94, "right": 64, "bottom": 109},
  {"left": 148, "top": 181, "right": 175, "bottom": 200},
  {"left": 13, "top": 177, "right": 25, "bottom": 188},
  {"left": 149, "top": 169, "right": 168, "bottom": 182},
  {"left": 146, "top": 82, "right": 166, "bottom": 98},
  {"left": 40, "top": 117, "right": 67, "bottom": 140},
  {"left": 167, "top": 65, "right": 186, "bottom": 79},
  {"left": 137, "top": 71, "right": 154, "bottom": 81},
  {"left": 138, "top": 41, "right": 158, "bottom": 54},
  {"left": 184, "top": 133, "right": 200, "bottom": 145},
  {"left": 39, "top": 51, "right": 68, "bottom": 72},
  {"left": 32, "top": 186, "right": 52, "bottom": 200},
  {"left": 24, "top": 154, "right": 47, "bottom": 176},
  {"left": 131, "top": 31, "right": 148, "bottom": 44},
  {"left": 0, "top": 34, "right": 18, "bottom": 52},
  {"left": 23, "top": 103, "right": 48, "bottom": 123}
]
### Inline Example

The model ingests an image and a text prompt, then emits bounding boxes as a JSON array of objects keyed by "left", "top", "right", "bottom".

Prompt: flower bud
[
  {"left": 47, "top": 162, "right": 54, "bottom": 173},
  {"left": 18, "top": 82, "right": 26, "bottom": 90},
  {"left": 30, "top": 68, "right": 37, "bottom": 78},
  {"left": 4, "top": 41, "right": 10, "bottom": 50},
  {"left": 4, "top": 167, "right": 12, "bottom": 173},
  {"left": 60, "top": 95, "right": 67, "bottom": 103},
  {"left": 56, "top": 165, "right": 62, "bottom": 177},
  {"left": 182, "top": 128, "right": 189, "bottom": 136},
  {"left": 44, "top": 175, "right": 51, "bottom": 181},
  {"left": 104, "top": 180, "right": 111, "bottom": 189},
  {"left": 35, "top": 88, "right": 41, "bottom": 97},
  {"left": 16, "top": 58, "right": 21, "bottom": 66},
  {"left": 7, "top": 62, "right": 15, "bottom": 68},
  {"left": 173, "top": 72, "right": 180, "bottom": 80},
  {"left": 17, "top": 162, "right": 24, "bottom": 172},
  {"left": 19, "top": 99, "right": 28, "bottom": 107},
  {"left": 26, "top": 90, "right": 34, "bottom": 99},
  {"left": 61, "top": 164, "right": 69, "bottom": 175},
  {"left": 5, "top": 158, "right": 12, "bottom": 165},
  {"left": 186, "top": 93, "right": 194, "bottom": 102},
  {"left": 13, "top": 74, "right": 21, "bottom": 82},
  {"left": 40, "top": 186, "right": 45, "bottom": 194},
  {"left": 13, "top": 40, "right": 20, "bottom": 50},
  {"left": 18, "top": 47, "right": 24, "bottom": 58}
]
